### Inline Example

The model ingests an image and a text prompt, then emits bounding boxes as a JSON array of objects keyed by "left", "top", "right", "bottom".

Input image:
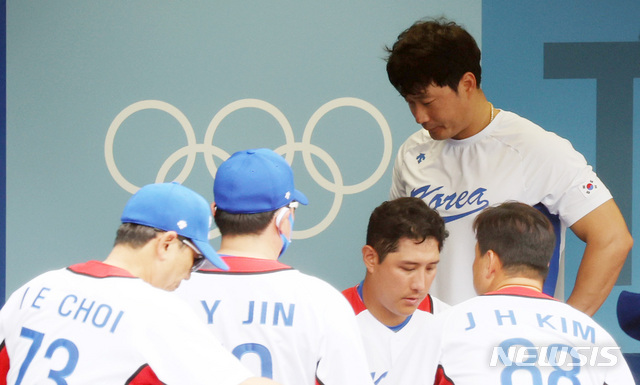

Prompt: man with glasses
[
  {"left": 0, "top": 182, "right": 281, "bottom": 385},
  {"left": 176, "top": 148, "right": 374, "bottom": 385}
]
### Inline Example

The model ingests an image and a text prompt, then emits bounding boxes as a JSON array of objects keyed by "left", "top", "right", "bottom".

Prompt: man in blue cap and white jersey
[
  {"left": 176, "top": 148, "right": 374, "bottom": 385},
  {"left": 0, "top": 182, "right": 281, "bottom": 385}
]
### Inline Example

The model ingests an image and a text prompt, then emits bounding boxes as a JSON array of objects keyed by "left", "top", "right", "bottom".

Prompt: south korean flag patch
[{"left": 580, "top": 179, "right": 599, "bottom": 198}]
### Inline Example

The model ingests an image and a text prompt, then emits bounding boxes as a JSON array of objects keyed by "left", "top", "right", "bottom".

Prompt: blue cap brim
[
  {"left": 292, "top": 189, "right": 308, "bottom": 206},
  {"left": 192, "top": 239, "right": 229, "bottom": 270}
]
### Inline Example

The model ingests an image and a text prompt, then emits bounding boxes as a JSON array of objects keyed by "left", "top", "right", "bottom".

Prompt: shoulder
[
  {"left": 342, "top": 285, "right": 366, "bottom": 314},
  {"left": 491, "top": 111, "right": 581, "bottom": 155},
  {"left": 341, "top": 285, "right": 359, "bottom": 302},
  {"left": 432, "top": 295, "right": 488, "bottom": 323},
  {"left": 295, "top": 276, "right": 362, "bottom": 321},
  {"left": 430, "top": 295, "right": 452, "bottom": 314},
  {"left": 393, "top": 130, "right": 442, "bottom": 176},
  {"left": 299, "top": 273, "right": 349, "bottom": 301},
  {"left": 2, "top": 267, "right": 93, "bottom": 309},
  {"left": 397, "top": 129, "right": 434, "bottom": 153}
]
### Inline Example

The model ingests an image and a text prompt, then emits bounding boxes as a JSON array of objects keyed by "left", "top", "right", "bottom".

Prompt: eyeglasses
[
  {"left": 153, "top": 228, "right": 207, "bottom": 272},
  {"left": 181, "top": 238, "right": 207, "bottom": 272}
]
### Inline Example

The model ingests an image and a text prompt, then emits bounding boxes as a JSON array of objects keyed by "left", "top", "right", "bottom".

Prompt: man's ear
[
  {"left": 458, "top": 71, "right": 478, "bottom": 95},
  {"left": 155, "top": 231, "right": 179, "bottom": 260},
  {"left": 485, "top": 249, "right": 502, "bottom": 279},
  {"left": 362, "top": 245, "right": 379, "bottom": 273},
  {"left": 274, "top": 207, "right": 292, "bottom": 237}
]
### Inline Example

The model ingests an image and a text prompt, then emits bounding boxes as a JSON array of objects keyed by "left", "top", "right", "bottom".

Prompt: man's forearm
[{"left": 567, "top": 200, "right": 633, "bottom": 316}]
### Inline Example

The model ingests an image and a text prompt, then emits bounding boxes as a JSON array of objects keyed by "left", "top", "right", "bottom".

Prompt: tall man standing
[{"left": 385, "top": 17, "right": 632, "bottom": 314}]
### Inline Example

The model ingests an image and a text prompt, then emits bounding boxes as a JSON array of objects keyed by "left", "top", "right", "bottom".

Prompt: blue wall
[
  {"left": 4, "top": 0, "right": 639, "bottom": 353},
  {"left": 0, "top": 0, "right": 5, "bottom": 306},
  {"left": 4, "top": 0, "right": 480, "bottom": 298},
  {"left": 483, "top": 0, "right": 640, "bottom": 353}
]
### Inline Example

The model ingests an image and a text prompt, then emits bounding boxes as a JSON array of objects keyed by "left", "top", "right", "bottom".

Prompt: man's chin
[{"left": 425, "top": 127, "right": 448, "bottom": 140}]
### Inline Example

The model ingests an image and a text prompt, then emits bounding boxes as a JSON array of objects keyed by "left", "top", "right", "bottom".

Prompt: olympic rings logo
[{"left": 105, "top": 98, "right": 392, "bottom": 239}]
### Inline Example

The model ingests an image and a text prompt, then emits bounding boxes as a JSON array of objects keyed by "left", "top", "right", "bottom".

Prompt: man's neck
[
  {"left": 454, "top": 96, "right": 497, "bottom": 140},
  {"left": 490, "top": 277, "right": 543, "bottom": 293},
  {"left": 103, "top": 244, "right": 149, "bottom": 281},
  {"left": 218, "top": 234, "right": 278, "bottom": 260},
  {"left": 360, "top": 279, "right": 409, "bottom": 327}
]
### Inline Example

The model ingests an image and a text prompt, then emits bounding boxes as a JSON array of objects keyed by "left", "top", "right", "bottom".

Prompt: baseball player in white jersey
[
  {"left": 385, "top": 17, "right": 632, "bottom": 315},
  {"left": 342, "top": 197, "right": 449, "bottom": 384},
  {"left": 176, "top": 148, "right": 374, "bottom": 385},
  {"left": 0, "top": 182, "right": 280, "bottom": 385},
  {"left": 387, "top": 202, "right": 634, "bottom": 384}
]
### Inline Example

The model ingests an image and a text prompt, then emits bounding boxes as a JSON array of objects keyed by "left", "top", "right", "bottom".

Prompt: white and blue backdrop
[{"left": 3, "top": 0, "right": 640, "bottom": 353}]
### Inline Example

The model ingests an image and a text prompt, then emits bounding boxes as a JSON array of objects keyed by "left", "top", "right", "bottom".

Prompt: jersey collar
[
  {"left": 197, "top": 256, "right": 293, "bottom": 274},
  {"left": 484, "top": 286, "right": 557, "bottom": 300},
  {"left": 67, "top": 260, "right": 136, "bottom": 278}
]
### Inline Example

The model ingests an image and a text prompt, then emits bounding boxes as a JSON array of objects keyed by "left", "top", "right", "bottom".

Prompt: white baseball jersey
[
  {"left": 390, "top": 110, "right": 612, "bottom": 305},
  {"left": 0, "top": 261, "right": 253, "bottom": 385},
  {"left": 175, "top": 256, "right": 374, "bottom": 385},
  {"left": 343, "top": 283, "right": 448, "bottom": 384},
  {"left": 386, "top": 286, "right": 634, "bottom": 385}
]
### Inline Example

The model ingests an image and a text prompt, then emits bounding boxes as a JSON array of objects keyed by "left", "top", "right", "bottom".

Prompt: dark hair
[
  {"left": 114, "top": 223, "right": 191, "bottom": 249},
  {"left": 214, "top": 208, "right": 278, "bottom": 236},
  {"left": 473, "top": 202, "right": 555, "bottom": 280},
  {"left": 367, "top": 197, "right": 448, "bottom": 262},
  {"left": 385, "top": 17, "right": 482, "bottom": 96},
  {"left": 114, "top": 223, "right": 160, "bottom": 248}
]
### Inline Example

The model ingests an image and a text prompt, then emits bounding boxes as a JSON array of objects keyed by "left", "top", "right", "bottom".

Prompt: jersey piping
[
  {"left": 484, "top": 286, "right": 560, "bottom": 300},
  {"left": 66, "top": 260, "right": 137, "bottom": 279},
  {"left": 342, "top": 282, "right": 435, "bottom": 333},
  {"left": 125, "top": 364, "right": 164, "bottom": 385},
  {"left": 343, "top": 282, "right": 435, "bottom": 315},
  {"left": 196, "top": 256, "right": 294, "bottom": 275}
]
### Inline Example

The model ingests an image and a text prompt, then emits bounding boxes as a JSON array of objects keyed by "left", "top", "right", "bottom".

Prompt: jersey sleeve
[
  {"left": 0, "top": 342, "right": 8, "bottom": 385},
  {"left": 0, "top": 307, "right": 6, "bottom": 385},
  {"left": 126, "top": 364, "right": 164, "bottom": 384},
  {"left": 601, "top": 334, "right": 636, "bottom": 384},
  {"left": 0, "top": 283, "right": 23, "bottom": 385},
  {"left": 434, "top": 365, "right": 453, "bottom": 385},
  {"left": 342, "top": 285, "right": 367, "bottom": 315},
  {"left": 520, "top": 128, "right": 612, "bottom": 226},
  {"left": 314, "top": 285, "right": 374, "bottom": 385},
  {"left": 390, "top": 149, "right": 406, "bottom": 200}
]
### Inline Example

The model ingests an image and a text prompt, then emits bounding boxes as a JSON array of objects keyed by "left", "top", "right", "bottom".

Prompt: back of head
[
  {"left": 367, "top": 197, "right": 448, "bottom": 262},
  {"left": 385, "top": 17, "right": 482, "bottom": 96},
  {"left": 213, "top": 148, "right": 308, "bottom": 235},
  {"left": 473, "top": 202, "right": 555, "bottom": 280}
]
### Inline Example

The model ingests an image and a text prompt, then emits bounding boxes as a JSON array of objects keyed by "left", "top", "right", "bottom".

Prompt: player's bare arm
[{"left": 567, "top": 199, "right": 633, "bottom": 316}]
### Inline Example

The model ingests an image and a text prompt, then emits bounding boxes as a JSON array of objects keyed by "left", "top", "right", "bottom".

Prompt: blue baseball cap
[
  {"left": 121, "top": 182, "right": 229, "bottom": 270},
  {"left": 214, "top": 148, "right": 308, "bottom": 214},
  {"left": 618, "top": 290, "right": 640, "bottom": 341}
]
